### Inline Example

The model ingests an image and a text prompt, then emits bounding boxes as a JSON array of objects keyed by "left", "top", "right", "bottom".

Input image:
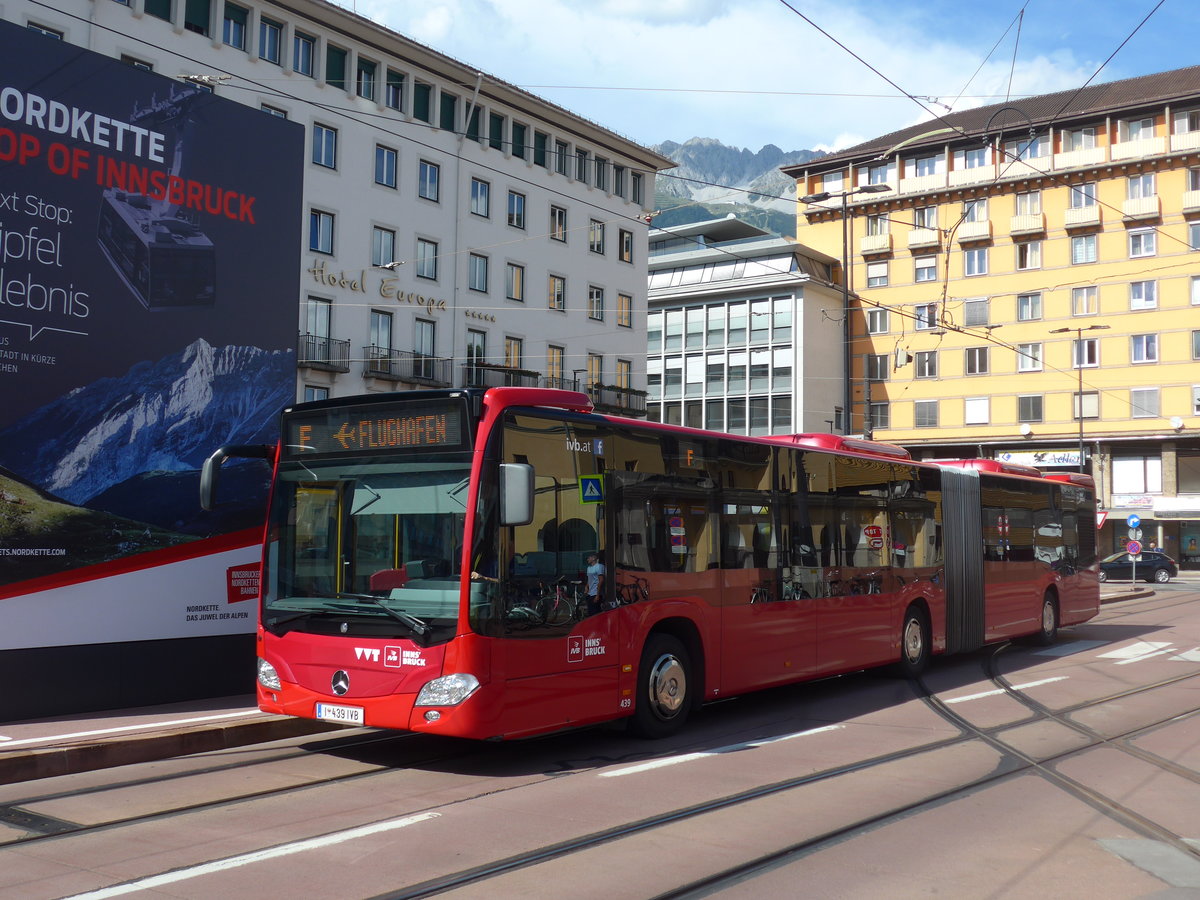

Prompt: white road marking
[
  {"left": 1099, "top": 641, "right": 1172, "bottom": 660},
  {"left": 600, "top": 724, "right": 844, "bottom": 778},
  {"left": 945, "top": 676, "right": 1067, "bottom": 704},
  {"left": 60, "top": 812, "right": 440, "bottom": 899},
  {"left": 1032, "top": 640, "right": 1108, "bottom": 657},
  {"left": 0, "top": 710, "right": 260, "bottom": 748},
  {"left": 1170, "top": 648, "right": 1200, "bottom": 662}
]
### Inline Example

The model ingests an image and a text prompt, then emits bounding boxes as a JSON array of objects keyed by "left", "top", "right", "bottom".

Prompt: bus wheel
[
  {"left": 896, "top": 604, "right": 930, "bottom": 678},
  {"left": 1029, "top": 593, "right": 1058, "bottom": 646},
  {"left": 630, "top": 634, "right": 691, "bottom": 739}
]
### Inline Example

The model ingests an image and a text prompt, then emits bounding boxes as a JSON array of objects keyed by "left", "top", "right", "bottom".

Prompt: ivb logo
[{"left": 567, "top": 635, "right": 584, "bottom": 663}]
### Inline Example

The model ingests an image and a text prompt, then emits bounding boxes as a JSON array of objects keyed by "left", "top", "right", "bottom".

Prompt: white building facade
[
  {"left": 646, "top": 218, "right": 844, "bottom": 434},
  {"left": 11, "top": 0, "right": 673, "bottom": 410}
]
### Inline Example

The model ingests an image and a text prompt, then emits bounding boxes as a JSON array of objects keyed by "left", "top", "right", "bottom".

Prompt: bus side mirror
[
  {"left": 200, "top": 444, "right": 275, "bottom": 510},
  {"left": 500, "top": 463, "right": 535, "bottom": 526}
]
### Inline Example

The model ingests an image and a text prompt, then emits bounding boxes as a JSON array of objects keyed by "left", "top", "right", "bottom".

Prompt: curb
[
  {"left": 0, "top": 717, "right": 340, "bottom": 787},
  {"left": 1101, "top": 588, "right": 1156, "bottom": 604}
]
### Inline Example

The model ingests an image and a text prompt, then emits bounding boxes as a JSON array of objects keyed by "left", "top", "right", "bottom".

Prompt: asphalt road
[{"left": 1, "top": 589, "right": 1199, "bottom": 899}]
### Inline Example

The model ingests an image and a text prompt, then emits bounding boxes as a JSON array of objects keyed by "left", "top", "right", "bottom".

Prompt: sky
[{"left": 337, "top": 0, "right": 1196, "bottom": 154}]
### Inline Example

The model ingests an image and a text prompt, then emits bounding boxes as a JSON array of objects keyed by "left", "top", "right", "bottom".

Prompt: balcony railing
[
  {"left": 859, "top": 233, "right": 892, "bottom": 254},
  {"left": 1122, "top": 195, "right": 1161, "bottom": 220},
  {"left": 362, "top": 345, "right": 452, "bottom": 386},
  {"left": 1111, "top": 136, "right": 1165, "bottom": 160},
  {"left": 463, "top": 362, "right": 540, "bottom": 388},
  {"left": 1064, "top": 206, "right": 1101, "bottom": 230},
  {"left": 907, "top": 228, "right": 940, "bottom": 249},
  {"left": 298, "top": 333, "right": 350, "bottom": 372},
  {"left": 955, "top": 221, "right": 992, "bottom": 242},
  {"left": 586, "top": 384, "right": 648, "bottom": 415},
  {"left": 1010, "top": 213, "right": 1045, "bottom": 236},
  {"left": 1183, "top": 190, "right": 1200, "bottom": 214}
]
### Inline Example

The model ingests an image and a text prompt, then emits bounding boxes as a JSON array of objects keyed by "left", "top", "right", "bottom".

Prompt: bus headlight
[
  {"left": 257, "top": 657, "right": 281, "bottom": 691},
  {"left": 415, "top": 673, "right": 480, "bottom": 707}
]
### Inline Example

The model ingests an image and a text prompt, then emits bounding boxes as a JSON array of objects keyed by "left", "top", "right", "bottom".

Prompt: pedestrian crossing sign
[{"left": 580, "top": 476, "right": 604, "bottom": 504}]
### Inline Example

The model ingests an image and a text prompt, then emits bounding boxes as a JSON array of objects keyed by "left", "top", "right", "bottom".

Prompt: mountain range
[{"left": 651, "top": 138, "right": 825, "bottom": 237}]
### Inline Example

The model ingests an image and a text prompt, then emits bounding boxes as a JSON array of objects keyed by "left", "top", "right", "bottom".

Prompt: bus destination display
[{"left": 285, "top": 401, "right": 468, "bottom": 455}]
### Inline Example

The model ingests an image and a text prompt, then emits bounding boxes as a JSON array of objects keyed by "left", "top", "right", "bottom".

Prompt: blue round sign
[{"left": 1126, "top": 514, "right": 1141, "bottom": 528}]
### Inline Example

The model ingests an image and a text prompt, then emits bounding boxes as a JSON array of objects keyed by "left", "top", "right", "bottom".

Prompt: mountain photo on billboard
[{"left": 0, "top": 338, "right": 292, "bottom": 585}]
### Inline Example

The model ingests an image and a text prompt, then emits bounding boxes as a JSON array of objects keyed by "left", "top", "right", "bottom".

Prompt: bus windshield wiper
[{"left": 333, "top": 592, "right": 430, "bottom": 637}]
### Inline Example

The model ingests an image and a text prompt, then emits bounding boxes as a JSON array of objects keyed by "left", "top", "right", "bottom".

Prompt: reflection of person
[{"left": 585, "top": 552, "right": 606, "bottom": 615}]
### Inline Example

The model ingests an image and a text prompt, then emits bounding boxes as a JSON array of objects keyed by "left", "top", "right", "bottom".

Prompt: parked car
[{"left": 1098, "top": 550, "right": 1178, "bottom": 584}]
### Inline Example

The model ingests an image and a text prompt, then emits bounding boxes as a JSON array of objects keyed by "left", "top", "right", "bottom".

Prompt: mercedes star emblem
[{"left": 331, "top": 670, "right": 350, "bottom": 696}]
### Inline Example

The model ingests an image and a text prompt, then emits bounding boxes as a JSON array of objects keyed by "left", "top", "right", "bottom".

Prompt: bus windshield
[{"left": 263, "top": 454, "right": 473, "bottom": 644}]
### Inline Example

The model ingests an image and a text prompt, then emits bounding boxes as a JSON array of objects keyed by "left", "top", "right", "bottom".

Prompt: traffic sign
[
  {"left": 1096, "top": 510, "right": 1109, "bottom": 529},
  {"left": 1128, "top": 527, "right": 1142, "bottom": 541},
  {"left": 1126, "top": 539, "right": 1142, "bottom": 555},
  {"left": 1127, "top": 514, "right": 1141, "bottom": 528}
]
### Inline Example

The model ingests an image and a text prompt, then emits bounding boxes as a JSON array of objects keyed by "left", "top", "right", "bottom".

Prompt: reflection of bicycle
[
  {"left": 505, "top": 577, "right": 582, "bottom": 627},
  {"left": 615, "top": 576, "right": 649, "bottom": 606}
]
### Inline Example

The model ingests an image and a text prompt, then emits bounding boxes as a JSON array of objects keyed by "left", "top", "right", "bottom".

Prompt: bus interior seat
[{"left": 369, "top": 568, "right": 409, "bottom": 592}]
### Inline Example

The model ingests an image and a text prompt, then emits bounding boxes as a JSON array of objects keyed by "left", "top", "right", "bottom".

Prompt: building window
[
  {"left": 915, "top": 350, "right": 937, "bottom": 378},
  {"left": 418, "top": 161, "right": 439, "bottom": 201},
  {"left": 866, "top": 354, "right": 888, "bottom": 382},
  {"left": 506, "top": 263, "right": 524, "bottom": 301},
  {"left": 549, "top": 275, "right": 566, "bottom": 311},
  {"left": 866, "top": 213, "right": 888, "bottom": 236},
  {"left": 617, "top": 293, "right": 632, "bottom": 328},
  {"left": 468, "top": 253, "right": 488, "bottom": 292},
  {"left": 548, "top": 206, "right": 567, "bottom": 242},
  {"left": 369, "top": 310, "right": 393, "bottom": 355},
  {"left": 914, "top": 400, "right": 938, "bottom": 428},
  {"left": 965, "top": 347, "right": 989, "bottom": 375},
  {"left": 914, "top": 206, "right": 937, "bottom": 229},
  {"left": 511, "top": 122, "right": 527, "bottom": 159},
  {"left": 1071, "top": 234, "right": 1097, "bottom": 264},
  {"left": 416, "top": 238, "right": 438, "bottom": 280},
  {"left": 357, "top": 58, "right": 376, "bottom": 101},
  {"left": 1018, "top": 395, "right": 1043, "bottom": 423},
  {"left": 963, "top": 198, "right": 987, "bottom": 222},
  {"left": 312, "top": 124, "right": 336, "bottom": 168},
  {"left": 958, "top": 147, "right": 988, "bottom": 169},
  {"left": 914, "top": 255, "right": 937, "bottom": 282},
  {"left": 867, "top": 308, "right": 888, "bottom": 334},
  {"left": 589, "top": 219, "right": 605, "bottom": 254},
  {"left": 385, "top": 69, "right": 404, "bottom": 111},
  {"left": 413, "top": 81, "right": 433, "bottom": 122},
  {"left": 1131, "top": 388, "right": 1160, "bottom": 419},
  {"left": 1017, "top": 292, "right": 1042, "bottom": 321},
  {"left": 1073, "top": 392, "right": 1100, "bottom": 421},
  {"left": 1131, "top": 333, "right": 1158, "bottom": 364},
  {"left": 617, "top": 358, "right": 632, "bottom": 390},
  {"left": 1072, "top": 286, "right": 1098, "bottom": 316},
  {"left": 963, "top": 247, "right": 987, "bottom": 276},
  {"left": 1127, "top": 172, "right": 1156, "bottom": 199},
  {"left": 371, "top": 226, "right": 395, "bottom": 267},
  {"left": 258, "top": 17, "right": 282, "bottom": 63},
  {"left": 1193, "top": 276, "right": 1200, "bottom": 305},
  {"left": 1017, "top": 342, "right": 1042, "bottom": 372},
  {"left": 1004, "top": 134, "right": 1049, "bottom": 160},
  {"left": 1073, "top": 338, "right": 1100, "bottom": 368},
  {"left": 122, "top": 55, "right": 154, "bottom": 71},
  {"left": 413, "top": 318, "right": 436, "bottom": 378},
  {"left": 465, "top": 330, "right": 486, "bottom": 386},
  {"left": 222, "top": 2, "right": 248, "bottom": 49},
  {"left": 1068, "top": 182, "right": 1097, "bottom": 208},
  {"left": 304, "top": 386, "right": 329, "bottom": 402},
  {"left": 1063, "top": 127, "right": 1096, "bottom": 151},
  {"left": 309, "top": 210, "right": 333, "bottom": 254},
  {"left": 964, "top": 397, "right": 989, "bottom": 425},
  {"left": 588, "top": 286, "right": 605, "bottom": 321},
  {"left": 325, "top": 46, "right": 347, "bottom": 90},
  {"left": 866, "top": 261, "right": 888, "bottom": 287},
  {"left": 546, "top": 345, "right": 564, "bottom": 386},
  {"left": 1193, "top": 330, "right": 1200, "bottom": 360},
  {"left": 1014, "top": 191, "right": 1041, "bottom": 215},
  {"left": 1129, "top": 229, "right": 1156, "bottom": 258},
  {"left": 374, "top": 145, "right": 397, "bottom": 188},
  {"left": 507, "top": 191, "right": 525, "bottom": 229},
  {"left": 505, "top": 336, "right": 524, "bottom": 370},
  {"left": 587, "top": 353, "right": 603, "bottom": 389},
  {"left": 964, "top": 298, "right": 988, "bottom": 326},
  {"left": 868, "top": 402, "right": 890, "bottom": 430},
  {"left": 1016, "top": 241, "right": 1041, "bottom": 270},
  {"left": 554, "top": 140, "right": 570, "bottom": 176},
  {"left": 915, "top": 302, "right": 938, "bottom": 329},
  {"left": 1130, "top": 280, "right": 1157, "bottom": 310},
  {"left": 594, "top": 156, "right": 609, "bottom": 191},
  {"left": 1113, "top": 453, "right": 1161, "bottom": 492},
  {"left": 1190, "top": 223, "right": 1200, "bottom": 251},
  {"left": 439, "top": 92, "right": 457, "bottom": 131},
  {"left": 632, "top": 172, "right": 644, "bottom": 204},
  {"left": 470, "top": 178, "right": 489, "bottom": 217},
  {"left": 293, "top": 32, "right": 315, "bottom": 76},
  {"left": 620, "top": 229, "right": 633, "bottom": 264},
  {"left": 912, "top": 155, "right": 938, "bottom": 177}
]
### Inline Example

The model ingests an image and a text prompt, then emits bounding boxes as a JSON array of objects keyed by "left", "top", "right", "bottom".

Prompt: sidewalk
[
  {"left": 0, "top": 584, "right": 1175, "bottom": 788},
  {"left": 0, "top": 695, "right": 337, "bottom": 787}
]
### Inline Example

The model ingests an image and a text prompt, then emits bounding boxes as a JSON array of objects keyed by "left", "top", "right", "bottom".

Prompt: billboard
[{"left": 0, "top": 22, "right": 301, "bottom": 653}]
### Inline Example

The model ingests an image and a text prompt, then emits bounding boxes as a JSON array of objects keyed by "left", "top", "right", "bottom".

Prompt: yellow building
[{"left": 783, "top": 66, "right": 1200, "bottom": 558}]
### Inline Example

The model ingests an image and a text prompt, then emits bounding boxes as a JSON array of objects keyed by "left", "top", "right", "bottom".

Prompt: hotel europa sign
[{"left": 307, "top": 259, "right": 447, "bottom": 315}]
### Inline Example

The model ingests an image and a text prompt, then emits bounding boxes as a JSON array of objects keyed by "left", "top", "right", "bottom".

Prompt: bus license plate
[{"left": 315, "top": 703, "right": 364, "bottom": 725}]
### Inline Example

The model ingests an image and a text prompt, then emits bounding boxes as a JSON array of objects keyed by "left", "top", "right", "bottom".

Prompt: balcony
[
  {"left": 587, "top": 384, "right": 648, "bottom": 416},
  {"left": 898, "top": 172, "right": 946, "bottom": 195},
  {"left": 362, "top": 345, "right": 452, "bottom": 386},
  {"left": 463, "top": 362, "right": 540, "bottom": 388},
  {"left": 1171, "top": 130, "right": 1200, "bottom": 153},
  {"left": 1122, "top": 195, "right": 1161, "bottom": 221},
  {"left": 1053, "top": 147, "right": 1105, "bottom": 170},
  {"left": 998, "top": 154, "right": 1051, "bottom": 178},
  {"left": 298, "top": 333, "right": 350, "bottom": 373},
  {"left": 907, "top": 228, "right": 940, "bottom": 249},
  {"left": 947, "top": 166, "right": 991, "bottom": 187},
  {"left": 955, "top": 221, "right": 992, "bottom": 243},
  {"left": 1009, "top": 213, "right": 1045, "bottom": 236},
  {"left": 859, "top": 233, "right": 892, "bottom": 254},
  {"left": 1111, "top": 136, "right": 1166, "bottom": 161},
  {"left": 1183, "top": 190, "right": 1200, "bottom": 214},
  {"left": 1064, "top": 206, "right": 1102, "bottom": 230}
]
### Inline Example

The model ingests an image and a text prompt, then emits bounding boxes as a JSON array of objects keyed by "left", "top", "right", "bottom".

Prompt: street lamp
[
  {"left": 799, "top": 182, "right": 891, "bottom": 436},
  {"left": 1049, "top": 324, "right": 1110, "bottom": 472}
]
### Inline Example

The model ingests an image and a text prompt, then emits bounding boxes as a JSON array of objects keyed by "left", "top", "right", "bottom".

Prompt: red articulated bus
[{"left": 201, "top": 387, "right": 1099, "bottom": 740}]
